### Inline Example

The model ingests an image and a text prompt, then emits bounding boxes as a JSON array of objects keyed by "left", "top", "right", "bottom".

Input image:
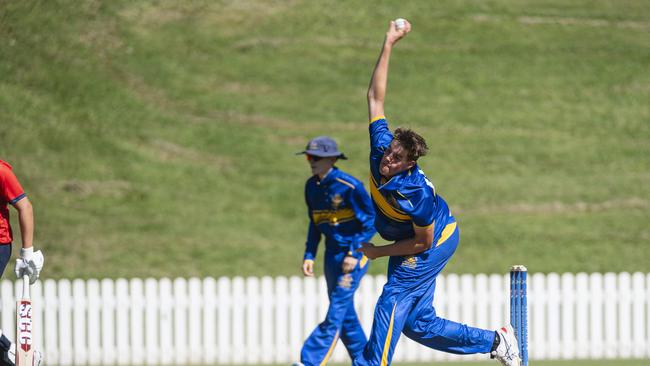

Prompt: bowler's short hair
[{"left": 394, "top": 128, "right": 428, "bottom": 161}]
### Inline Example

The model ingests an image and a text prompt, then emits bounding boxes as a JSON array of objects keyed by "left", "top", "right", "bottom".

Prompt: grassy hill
[{"left": 1, "top": 0, "right": 648, "bottom": 279}]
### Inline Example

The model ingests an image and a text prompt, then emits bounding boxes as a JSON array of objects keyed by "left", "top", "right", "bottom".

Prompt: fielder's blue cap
[{"left": 297, "top": 136, "right": 347, "bottom": 159}]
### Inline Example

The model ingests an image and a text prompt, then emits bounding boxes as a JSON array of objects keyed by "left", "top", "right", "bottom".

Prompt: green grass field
[{"left": 0, "top": 0, "right": 648, "bottom": 279}]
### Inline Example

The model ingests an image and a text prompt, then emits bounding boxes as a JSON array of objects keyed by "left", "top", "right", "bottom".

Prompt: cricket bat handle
[{"left": 22, "top": 274, "right": 30, "bottom": 300}]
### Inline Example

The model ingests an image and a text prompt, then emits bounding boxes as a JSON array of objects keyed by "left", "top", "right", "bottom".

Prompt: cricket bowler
[
  {"left": 353, "top": 20, "right": 520, "bottom": 366},
  {"left": 296, "top": 137, "right": 376, "bottom": 365}
]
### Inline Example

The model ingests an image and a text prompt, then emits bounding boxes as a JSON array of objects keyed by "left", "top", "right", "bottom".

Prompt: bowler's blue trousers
[{"left": 353, "top": 224, "right": 495, "bottom": 366}]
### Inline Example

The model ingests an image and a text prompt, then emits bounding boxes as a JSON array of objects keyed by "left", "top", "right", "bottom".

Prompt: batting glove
[{"left": 15, "top": 247, "right": 45, "bottom": 284}]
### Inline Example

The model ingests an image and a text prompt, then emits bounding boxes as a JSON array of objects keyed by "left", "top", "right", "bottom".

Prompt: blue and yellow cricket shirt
[
  {"left": 304, "top": 167, "right": 376, "bottom": 260},
  {"left": 368, "top": 116, "right": 454, "bottom": 246}
]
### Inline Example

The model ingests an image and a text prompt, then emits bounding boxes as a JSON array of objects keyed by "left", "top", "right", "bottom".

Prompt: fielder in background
[
  {"left": 296, "top": 137, "right": 376, "bottom": 366},
  {"left": 354, "top": 20, "right": 520, "bottom": 366},
  {"left": 0, "top": 160, "right": 44, "bottom": 366}
]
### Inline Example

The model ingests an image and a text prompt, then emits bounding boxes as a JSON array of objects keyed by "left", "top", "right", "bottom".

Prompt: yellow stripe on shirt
[
  {"left": 312, "top": 208, "right": 356, "bottom": 225},
  {"left": 395, "top": 191, "right": 413, "bottom": 208},
  {"left": 369, "top": 174, "right": 410, "bottom": 222},
  {"left": 335, "top": 178, "right": 355, "bottom": 190}
]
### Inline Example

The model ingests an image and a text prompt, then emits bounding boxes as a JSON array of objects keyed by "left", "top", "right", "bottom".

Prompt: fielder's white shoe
[{"left": 491, "top": 325, "right": 521, "bottom": 366}]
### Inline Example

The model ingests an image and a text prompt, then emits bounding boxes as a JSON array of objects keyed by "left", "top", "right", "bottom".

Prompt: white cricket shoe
[{"left": 491, "top": 325, "right": 521, "bottom": 366}]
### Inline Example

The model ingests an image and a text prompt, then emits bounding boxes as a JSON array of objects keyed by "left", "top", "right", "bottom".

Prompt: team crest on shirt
[
  {"left": 331, "top": 194, "right": 343, "bottom": 210},
  {"left": 338, "top": 274, "right": 353, "bottom": 289},
  {"left": 401, "top": 256, "right": 417, "bottom": 269}
]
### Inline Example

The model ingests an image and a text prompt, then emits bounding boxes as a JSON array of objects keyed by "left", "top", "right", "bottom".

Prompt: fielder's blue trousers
[
  {"left": 353, "top": 224, "right": 496, "bottom": 366},
  {"left": 300, "top": 251, "right": 369, "bottom": 366}
]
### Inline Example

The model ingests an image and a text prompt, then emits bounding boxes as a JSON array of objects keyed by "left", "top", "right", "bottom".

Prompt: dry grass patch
[
  {"left": 127, "top": 139, "right": 233, "bottom": 169},
  {"left": 471, "top": 13, "right": 650, "bottom": 30},
  {"left": 457, "top": 197, "right": 650, "bottom": 215},
  {"left": 60, "top": 180, "right": 132, "bottom": 198},
  {"left": 119, "top": 3, "right": 187, "bottom": 29},
  {"left": 219, "top": 81, "right": 272, "bottom": 95}
]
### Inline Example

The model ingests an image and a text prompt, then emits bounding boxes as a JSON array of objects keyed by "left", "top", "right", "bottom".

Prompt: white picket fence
[{"left": 1, "top": 272, "right": 649, "bottom": 365}]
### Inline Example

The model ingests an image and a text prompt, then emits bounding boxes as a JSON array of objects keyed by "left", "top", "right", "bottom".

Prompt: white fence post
[
  {"left": 274, "top": 276, "right": 289, "bottom": 363},
  {"left": 246, "top": 276, "right": 261, "bottom": 365},
  {"left": 604, "top": 272, "right": 618, "bottom": 358},
  {"left": 260, "top": 276, "right": 274, "bottom": 364},
  {"left": 475, "top": 274, "right": 489, "bottom": 329},
  {"left": 100, "top": 278, "right": 115, "bottom": 366},
  {"left": 217, "top": 276, "right": 231, "bottom": 364},
  {"left": 618, "top": 272, "right": 632, "bottom": 358},
  {"left": 130, "top": 278, "right": 145, "bottom": 366},
  {"left": 173, "top": 278, "right": 188, "bottom": 365},
  {"left": 530, "top": 272, "right": 545, "bottom": 360},
  {"left": 87, "top": 279, "right": 101, "bottom": 365},
  {"left": 188, "top": 277, "right": 203, "bottom": 365},
  {"left": 43, "top": 279, "right": 58, "bottom": 364},
  {"left": 302, "top": 276, "right": 317, "bottom": 340},
  {"left": 561, "top": 272, "right": 575, "bottom": 360},
  {"left": 289, "top": 276, "right": 303, "bottom": 363},
  {"left": 144, "top": 278, "right": 159, "bottom": 365},
  {"left": 0, "top": 272, "right": 648, "bottom": 365},
  {"left": 58, "top": 279, "right": 73, "bottom": 366},
  {"left": 575, "top": 273, "right": 589, "bottom": 359},
  {"left": 647, "top": 273, "right": 650, "bottom": 359},
  {"left": 72, "top": 279, "right": 87, "bottom": 365},
  {"left": 32, "top": 280, "right": 44, "bottom": 359},
  {"left": 546, "top": 273, "right": 561, "bottom": 360},
  {"left": 202, "top": 277, "right": 217, "bottom": 365},
  {"left": 231, "top": 276, "right": 245, "bottom": 364},
  {"left": 159, "top": 278, "right": 173, "bottom": 365},
  {"left": 590, "top": 272, "right": 604, "bottom": 359},
  {"left": 631, "top": 273, "right": 645, "bottom": 358},
  {"left": 115, "top": 278, "right": 130, "bottom": 365}
]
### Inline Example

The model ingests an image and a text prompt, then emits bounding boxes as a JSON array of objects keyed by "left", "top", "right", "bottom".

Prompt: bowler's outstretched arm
[{"left": 367, "top": 19, "right": 411, "bottom": 121}]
